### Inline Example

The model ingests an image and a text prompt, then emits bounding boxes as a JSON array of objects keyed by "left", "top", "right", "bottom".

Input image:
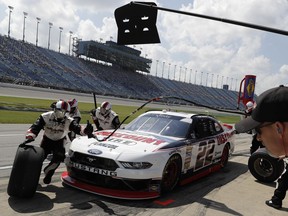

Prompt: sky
[{"left": 0, "top": 0, "right": 288, "bottom": 95}]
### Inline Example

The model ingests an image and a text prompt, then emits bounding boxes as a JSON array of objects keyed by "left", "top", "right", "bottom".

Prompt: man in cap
[{"left": 235, "top": 85, "right": 288, "bottom": 209}]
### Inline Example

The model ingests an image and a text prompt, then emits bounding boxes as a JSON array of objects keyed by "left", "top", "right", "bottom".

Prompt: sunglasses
[{"left": 255, "top": 122, "right": 274, "bottom": 135}]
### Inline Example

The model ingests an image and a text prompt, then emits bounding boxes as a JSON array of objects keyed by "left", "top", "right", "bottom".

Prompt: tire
[
  {"left": 220, "top": 144, "right": 229, "bottom": 168},
  {"left": 7, "top": 145, "right": 45, "bottom": 198},
  {"left": 161, "top": 154, "right": 182, "bottom": 193},
  {"left": 248, "top": 151, "right": 285, "bottom": 183}
]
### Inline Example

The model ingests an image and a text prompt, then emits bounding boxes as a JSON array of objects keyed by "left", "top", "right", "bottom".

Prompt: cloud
[{"left": 0, "top": 0, "right": 288, "bottom": 94}]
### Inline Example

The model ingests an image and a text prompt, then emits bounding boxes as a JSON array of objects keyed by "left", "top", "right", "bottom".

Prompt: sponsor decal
[
  {"left": 71, "top": 162, "right": 117, "bottom": 177},
  {"left": 91, "top": 142, "right": 119, "bottom": 149},
  {"left": 88, "top": 149, "right": 102, "bottom": 155},
  {"left": 96, "top": 131, "right": 166, "bottom": 145}
]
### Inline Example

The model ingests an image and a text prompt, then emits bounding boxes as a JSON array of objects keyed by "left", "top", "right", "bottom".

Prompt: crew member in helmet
[
  {"left": 245, "top": 101, "right": 254, "bottom": 118},
  {"left": 67, "top": 98, "right": 81, "bottom": 141},
  {"left": 24, "top": 100, "right": 93, "bottom": 184},
  {"left": 90, "top": 101, "right": 120, "bottom": 131}
]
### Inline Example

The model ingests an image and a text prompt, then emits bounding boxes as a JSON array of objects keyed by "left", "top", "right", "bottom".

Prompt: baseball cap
[{"left": 235, "top": 85, "right": 288, "bottom": 133}]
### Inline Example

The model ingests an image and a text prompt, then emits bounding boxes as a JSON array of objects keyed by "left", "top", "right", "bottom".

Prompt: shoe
[
  {"left": 265, "top": 200, "right": 282, "bottom": 209},
  {"left": 43, "top": 171, "right": 54, "bottom": 184}
]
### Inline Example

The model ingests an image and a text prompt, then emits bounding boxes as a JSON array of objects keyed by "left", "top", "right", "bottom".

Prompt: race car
[{"left": 62, "top": 110, "right": 235, "bottom": 199}]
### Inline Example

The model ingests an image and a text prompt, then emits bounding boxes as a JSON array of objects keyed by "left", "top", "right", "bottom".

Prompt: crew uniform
[
  {"left": 91, "top": 101, "right": 120, "bottom": 130},
  {"left": 25, "top": 100, "right": 92, "bottom": 184},
  {"left": 67, "top": 98, "right": 82, "bottom": 141}
]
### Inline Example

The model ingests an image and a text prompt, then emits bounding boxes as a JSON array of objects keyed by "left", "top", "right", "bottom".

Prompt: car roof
[{"left": 142, "top": 110, "right": 197, "bottom": 119}]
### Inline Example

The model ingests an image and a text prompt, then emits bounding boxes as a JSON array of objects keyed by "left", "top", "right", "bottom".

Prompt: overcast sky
[{"left": 0, "top": 0, "right": 288, "bottom": 94}]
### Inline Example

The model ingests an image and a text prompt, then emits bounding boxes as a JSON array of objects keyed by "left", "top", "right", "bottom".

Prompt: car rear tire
[
  {"left": 248, "top": 151, "right": 285, "bottom": 183},
  {"left": 161, "top": 154, "right": 182, "bottom": 193},
  {"left": 7, "top": 145, "right": 45, "bottom": 198}
]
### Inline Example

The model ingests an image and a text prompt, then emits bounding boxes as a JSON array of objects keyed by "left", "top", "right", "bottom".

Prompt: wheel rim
[
  {"left": 162, "top": 160, "right": 179, "bottom": 188},
  {"left": 253, "top": 158, "right": 273, "bottom": 177}
]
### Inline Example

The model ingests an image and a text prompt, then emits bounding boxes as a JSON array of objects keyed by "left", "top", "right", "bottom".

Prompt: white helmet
[
  {"left": 54, "top": 100, "right": 70, "bottom": 119},
  {"left": 68, "top": 98, "right": 78, "bottom": 113},
  {"left": 100, "top": 101, "right": 111, "bottom": 116},
  {"left": 246, "top": 101, "right": 254, "bottom": 109}
]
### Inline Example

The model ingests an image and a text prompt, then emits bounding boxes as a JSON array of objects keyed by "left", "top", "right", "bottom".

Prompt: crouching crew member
[{"left": 25, "top": 100, "right": 93, "bottom": 184}]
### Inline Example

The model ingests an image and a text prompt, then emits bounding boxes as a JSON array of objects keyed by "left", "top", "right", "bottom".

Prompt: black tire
[
  {"left": 248, "top": 151, "right": 285, "bottom": 183},
  {"left": 7, "top": 145, "right": 45, "bottom": 198},
  {"left": 161, "top": 154, "right": 182, "bottom": 193},
  {"left": 220, "top": 144, "right": 229, "bottom": 168}
]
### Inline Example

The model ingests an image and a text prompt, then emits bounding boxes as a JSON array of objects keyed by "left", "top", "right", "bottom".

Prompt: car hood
[{"left": 70, "top": 129, "right": 182, "bottom": 157}]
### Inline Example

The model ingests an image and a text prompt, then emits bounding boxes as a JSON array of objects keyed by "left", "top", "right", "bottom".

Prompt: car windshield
[{"left": 125, "top": 113, "right": 191, "bottom": 138}]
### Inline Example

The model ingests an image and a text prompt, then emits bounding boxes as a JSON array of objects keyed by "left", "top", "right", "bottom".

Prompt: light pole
[
  {"left": 36, "top": 17, "right": 40, "bottom": 46},
  {"left": 200, "top": 71, "right": 203, "bottom": 85},
  {"left": 48, "top": 22, "right": 53, "bottom": 50},
  {"left": 184, "top": 67, "right": 187, "bottom": 82},
  {"left": 8, "top": 6, "right": 14, "bottom": 38},
  {"left": 189, "top": 69, "right": 192, "bottom": 83},
  {"left": 174, "top": 65, "right": 177, "bottom": 80},
  {"left": 179, "top": 66, "right": 182, "bottom": 82},
  {"left": 22, "top": 12, "right": 28, "bottom": 42},
  {"left": 168, "top": 63, "right": 171, "bottom": 79},
  {"left": 162, "top": 61, "right": 165, "bottom": 78},
  {"left": 58, "top": 27, "right": 63, "bottom": 52},
  {"left": 194, "top": 70, "right": 197, "bottom": 84},
  {"left": 68, "top": 31, "right": 73, "bottom": 55},
  {"left": 211, "top": 73, "right": 214, "bottom": 87},
  {"left": 155, "top": 60, "right": 159, "bottom": 77}
]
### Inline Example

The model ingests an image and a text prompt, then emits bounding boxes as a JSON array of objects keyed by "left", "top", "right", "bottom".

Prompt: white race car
[{"left": 62, "top": 110, "right": 235, "bottom": 199}]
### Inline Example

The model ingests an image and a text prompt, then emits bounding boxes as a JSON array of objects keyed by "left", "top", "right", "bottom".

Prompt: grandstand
[{"left": 0, "top": 34, "right": 243, "bottom": 110}]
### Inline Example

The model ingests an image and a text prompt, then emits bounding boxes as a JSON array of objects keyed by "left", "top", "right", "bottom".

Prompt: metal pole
[
  {"left": 48, "top": 22, "right": 53, "bottom": 50},
  {"left": 58, "top": 27, "right": 63, "bottom": 52},
  {"left": 36, "top": 17, "right": 41, "bottom": 47},
  {"left": 162, "top": 61, "right": 165, "bottom": 78},
  {"left": 131, "top": 2, "right": 288, "bottom": 37},
  {"left": 22, "top": 12, "right": 28, "bottom": 42},
  {"left": 155, "top": 60, "right": 159, "bottom": 77},
  {"left": 174, "top": 65, "right": 176, "bottom": 80},
  {"left": 168, "top": 63, "right": 171, "bottom": 80},
  {"left": 200, "top": 71, "right": 203, "bottom": 85},
  {"left": 69, "top": 31, "right": 73, "bottom": 55},
  {"left": 8, "top": 6, "right": 14, "bottom": 38}
]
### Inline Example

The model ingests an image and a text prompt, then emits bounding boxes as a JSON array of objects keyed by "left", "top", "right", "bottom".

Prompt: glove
[
  {"left": 19, "top": 141, "right": 27, "bottom": 148},
  {"left": 90, "top": 109, "right": 96, "bottom": 116},
  {"left": 84, "top": 120, "right": 94, "bottom": 137},
  {"left": 25, "top": 135, "right": 34, "bottom": 141},
  {"left": 50, "top": 101, "right": 57, "bottom": 109}
]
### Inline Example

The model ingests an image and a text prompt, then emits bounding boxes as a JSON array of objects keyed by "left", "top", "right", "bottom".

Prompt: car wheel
[
  {"left": 7, "top": 145, "right": 45, "bottom": 198},
  {"left": 248, "top": 151, "right": 285, "bottom": 183},
  {"left": 161, "top": 154, "right": 182, "bottom": 193},
  {"left": 220, "top": 144, "right": 229, "bottom": 167}
]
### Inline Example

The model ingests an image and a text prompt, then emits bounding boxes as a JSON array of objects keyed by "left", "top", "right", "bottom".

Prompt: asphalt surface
[{"left": 1, "top": 83, "right": 288, "bottom": 215}]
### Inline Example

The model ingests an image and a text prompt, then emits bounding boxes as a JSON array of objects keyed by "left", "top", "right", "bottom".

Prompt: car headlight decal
[{"left": 120, "top": 161, "right": 153, "bottom": 169}]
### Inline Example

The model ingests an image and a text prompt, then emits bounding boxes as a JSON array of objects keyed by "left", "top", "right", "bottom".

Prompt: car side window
[{"left": 193, "top": 118, "right": 219, "bottom": 138}]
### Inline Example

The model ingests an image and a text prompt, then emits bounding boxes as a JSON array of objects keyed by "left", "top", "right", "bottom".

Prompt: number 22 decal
[{"left": 195, "top": 140, "right": 215, "bottom": 170}]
